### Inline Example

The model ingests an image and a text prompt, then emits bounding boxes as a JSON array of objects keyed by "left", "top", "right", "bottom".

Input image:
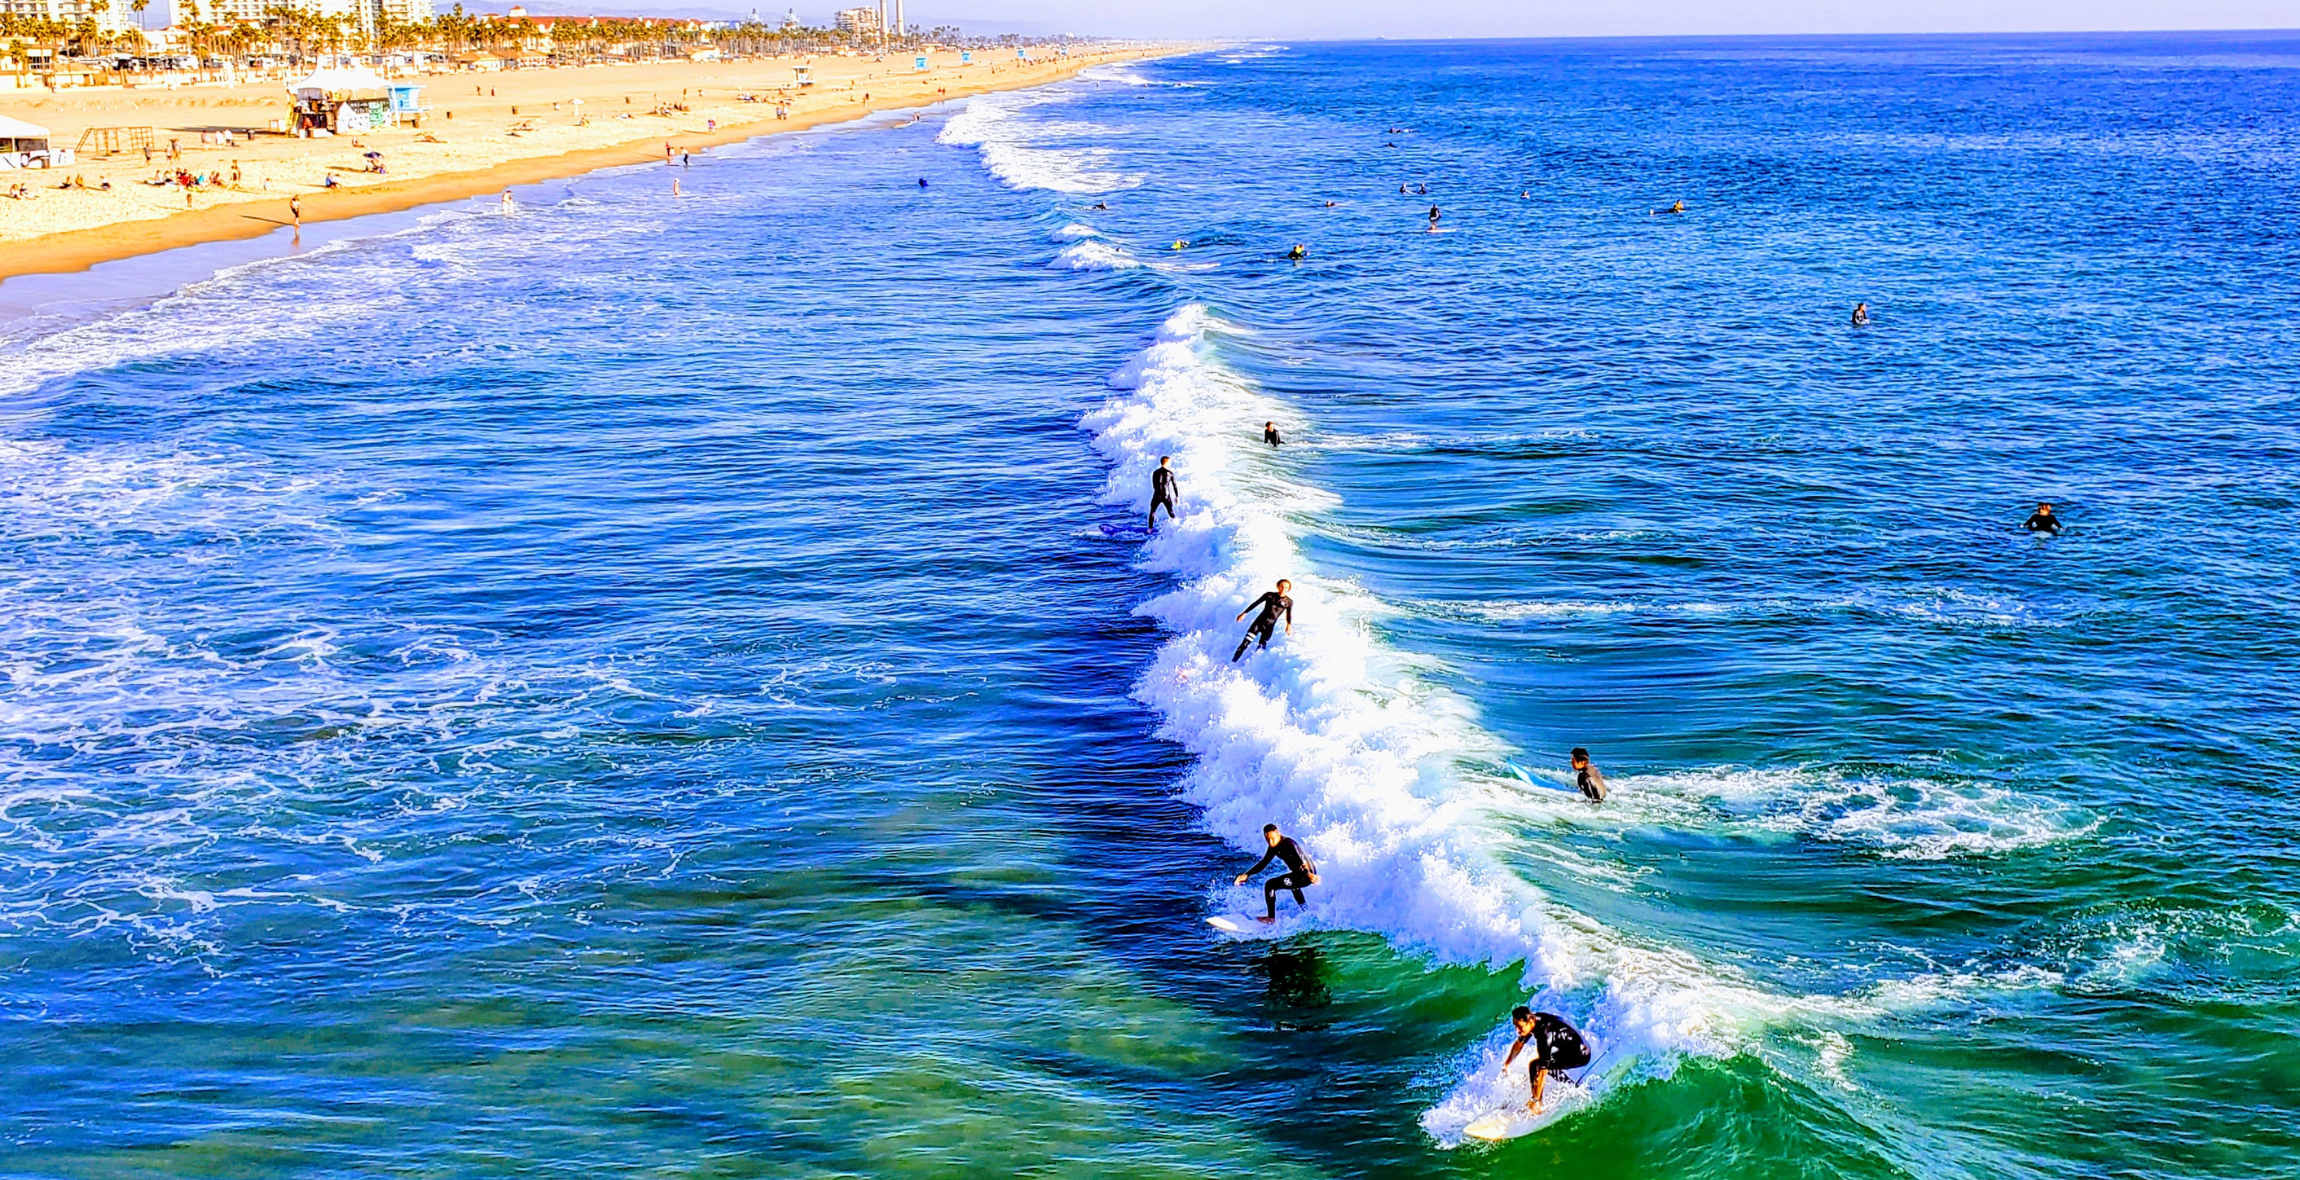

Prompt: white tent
[
  {"left": 284, "top": 67, "right": 388, "bottom": 97},
  {"left": 0, "top": 114, "right": 51, "bottom": 152}
]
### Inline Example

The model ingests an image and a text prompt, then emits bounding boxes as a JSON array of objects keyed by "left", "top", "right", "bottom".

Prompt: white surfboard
[
  {"left": 1206, "top": 913, "right": 1270, "bottom": 935},
  {"left": 1461, "top": 1078, "right": 1594, "bottom": 1141}
]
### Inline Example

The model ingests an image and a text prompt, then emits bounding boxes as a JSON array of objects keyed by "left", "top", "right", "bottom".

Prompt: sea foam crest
[
  {"left": 1081, "top": 305, "right": 1841, "bottom": 1144},
  {"left": 939, "top": 93, "right": 1140, "bottom": 194},
  {"left": 1051, "top": 240, "right": 1141, "bottom": 272}
]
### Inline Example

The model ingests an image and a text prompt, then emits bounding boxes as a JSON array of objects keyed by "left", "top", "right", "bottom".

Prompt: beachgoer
[
  {"left": 500, "top": 189, "right": 514, "bottom": 213},
  {"left": 1500, "top": 1007, "right": 1592, "bottom": 1113},
  {"left": 1287, "top": 243, "right": 1306, "bottom": 260},
  {"left": 289, "top": 194, "right": 301, "bottom": 229},
  {"left": 1264, "top": 421, "right": 1283, "bottom": 447},
  {"left": 230, "top": 160, "right": 242, "bottom": 183},
  {"left": 1232, "top": 579, "right": 1293, "bottom": 662},
  {"left": 1571, "top": 748, "right": 1607, "bottom": 803},
  {"left": 1852, "top": 302, "right": 1870, "bottom": 327},
  {"left": 1233, "top": 823, "right": 1318, "bottom": 922},
  {"left": 1428, "top": 204, "right": 1441, "bottom": 226},
  {"left": 672, "top": 178, "right": 683, "bottom": 197},
  {"left": 2024, "top": 502, "right": 2062, "bottom": 535},
  {"left": 682, "top": 151, "right": 692, "bottom": 168},
  {"left": 1148, "top": 456, "right": 1180, "bottom": 529},
  {"left": 1654, "top": 200, "right": 1685, "bottom": 215}
]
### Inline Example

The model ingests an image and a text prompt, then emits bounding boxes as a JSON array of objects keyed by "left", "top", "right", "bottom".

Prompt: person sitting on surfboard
[
  {"left": 1500, "top": 1007, "right": 1591, "bottom": 1113},
  {"left": 1232, "top": 579, "right": 1293, "bottom": 662},
  {"left": 1148, "top": 456, "right": 1180, "bottom": 531},
  {"left": 1851, "top": 301, "right": 1871, "bottom": 327},
  {"left": 1571, "top": 748, "right": 1607, "bottom": 803},
  {"left": 2023, "top": 501, "right": 2062, "bottom": 535},
  {"left": 1234, "top": 823, "right": 1318, "bottom": 923}
]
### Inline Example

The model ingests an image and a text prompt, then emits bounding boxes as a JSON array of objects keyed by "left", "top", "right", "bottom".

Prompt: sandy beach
[{"left": 0, "top": 46, "right": 1174, "bottom": 279}]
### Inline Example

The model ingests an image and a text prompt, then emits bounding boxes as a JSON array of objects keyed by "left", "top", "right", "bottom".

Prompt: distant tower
[{"left": 893, "top": 0, "right": 903, "bottom": 39}]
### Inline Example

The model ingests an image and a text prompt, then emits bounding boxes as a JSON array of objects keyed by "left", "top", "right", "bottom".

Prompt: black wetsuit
[
  {"left": 2024, "top": 511, "right": 2061, "bottom": 535},
  {"left": 1233, "top": 591, "right": 1293, "bottom": 661},
  {"left": 1264, "top": 425, "right": 1283, "bottom": 447},
  {"left": 1515, "top": 1013, "right": 1591, "bottom": 1082},
  {"left": 1149, "top": 466, "right": 1179, "bottom": 528},
  {"left": 1576, "top": 763, "right": 1607, "bottom": 803},
  {"left": 1246, "top": 835, "right": 1317, "bottom": 918}
]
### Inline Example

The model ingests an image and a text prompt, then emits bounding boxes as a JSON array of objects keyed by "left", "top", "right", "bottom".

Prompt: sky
[{"left": 886, "top": 1, "right": 2300, "bottom": 39}]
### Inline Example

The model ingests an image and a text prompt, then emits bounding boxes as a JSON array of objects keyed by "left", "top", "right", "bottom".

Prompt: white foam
[
  {"left": 939, "top": 92, "right": 1142, "bottom": 194},
  {"left": 1051, "top": 240, "right": 1141, "bottom": 272},
  {"left": 1529, "top": 766, "right": 2099, "bottom": 861},
  {"left": 1050, "top": 223, "right": 1101, "bottom": 241}
]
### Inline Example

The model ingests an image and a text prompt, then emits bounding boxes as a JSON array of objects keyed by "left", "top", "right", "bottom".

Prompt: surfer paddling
[
  {"left": 1232, "top": 579, "right": 1294, "bottom": 661},
  {"left": 1501, "top": 1007, "right": 1592, "bottom": 1113},
  {"left": 1234, "top": 823, "right": 1318, "bottom": 923}
]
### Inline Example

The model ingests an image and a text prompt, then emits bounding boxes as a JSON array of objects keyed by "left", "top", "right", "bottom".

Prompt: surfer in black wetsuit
[
  {"left": 1570, "top": 748, "right": 1606, "bottom": 803},
  {"left": 2024, "top": 502, "right": 2062, "bottom": 535},
  {"left": 1232, "top": 579, "right": 1293, "bottom": 661},
  {"left": 1149, "top": 456, "right": 1180, "bottom": 530},
  {"left": 1234, "top": 823, "right": 1318, "bottom": 922},
  {"left": 1851, "top": 301, "right": 1870, "bottom": 327},
  {"left": 1652, "top": 199, "right": 1685, "bottom": 215},
  {"left": 1500, "top": 1006, "right": 1592, "bottom": 1113},
  {"left": 1427, "top": 204, "right": 1441, "bottom": 229},
  {"left": 1287, "top": 243, "right": 1306, "bottom": 260},
  {"left": 1264, "top": 421, "right": 1283, "bottom": 447}
]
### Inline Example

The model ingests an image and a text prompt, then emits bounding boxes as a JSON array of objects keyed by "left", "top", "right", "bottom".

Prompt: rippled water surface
[{"left": 4, "top": 34, "right": 2298, "bottom": 1179}]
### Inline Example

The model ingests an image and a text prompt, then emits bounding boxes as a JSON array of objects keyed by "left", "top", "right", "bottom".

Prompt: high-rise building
[
  {"left": 0, "top": 0, "right": 140, "bottom": 35},
  {"left": 831, "top": 4, "right": 877, "bottom": 35}
]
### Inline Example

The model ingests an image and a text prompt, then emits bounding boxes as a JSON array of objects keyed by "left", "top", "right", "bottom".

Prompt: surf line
[{"left": 1076, "top": 302, "right": 1802, "bottom": 1144}]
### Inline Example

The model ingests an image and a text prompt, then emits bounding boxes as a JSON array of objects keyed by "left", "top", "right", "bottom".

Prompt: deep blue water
[{"left": 3, "top": 33, "right": 2298, "bottom": 1179}]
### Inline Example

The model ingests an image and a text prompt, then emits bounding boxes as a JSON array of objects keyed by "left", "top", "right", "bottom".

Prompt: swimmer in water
[
  {"left": 1399, "top": 183, "right": 1409, "bottom": 194},
  {"left": 1264, "top": 421, "right": 1283, "bottom": 447},
  {"left": 1851, "top": 302, "right": 1870, "bottom": 327},
  {"left": 1287, "top": 243, "right": 1306, "bottom": 260},
  {"left": 1172, "top": 239, "right": 1188, "bottom": 251},
  {"left": 1148, "top": 456, "right": 1180, "bottom": 530},
  {"left": 918, "top": 177, "right": 928, "bottom": 188},
  {"left": 1324, "top": 200, "right": 1338, "bottom": 207},
  {"left": 1571, "top": 748, "right": 1607, "bottom": 803},
  {"left": 1652, "top": 200, "right": 1685, "bottom": 215},
  {"left": 2023, "top": 502, "right": 2063, "bottom": 535},
  {"left": 1232, "top": 579, "right": 1294, "bottom": 662},
  {"left": 1091, "top": 201, "right": 1109, "bottom": 210}
]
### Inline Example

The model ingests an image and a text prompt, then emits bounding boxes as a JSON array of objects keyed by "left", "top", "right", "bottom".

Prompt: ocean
[{"left": 3, "top": 33, "right": 2297, "bottom": 1179}]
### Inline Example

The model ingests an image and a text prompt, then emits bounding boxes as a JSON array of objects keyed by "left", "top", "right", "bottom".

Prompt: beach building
[
  {"left": 833, "top": 5, "right": 879, "bottom": 36},
  {"left": 0, "top": 0, "right": 137, "bottom": 37},
  {"left": 285, "top": 65, "right": 391, "bottom": 135}
]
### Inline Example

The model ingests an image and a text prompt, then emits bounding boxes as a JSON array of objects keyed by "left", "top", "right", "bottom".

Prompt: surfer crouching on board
[
  {"left": 1501, "top": 1007, "right": 1592, "bottom": 1113},
  {"left": 1235, "top": 823, "right": 1318, "bottom": 923}
]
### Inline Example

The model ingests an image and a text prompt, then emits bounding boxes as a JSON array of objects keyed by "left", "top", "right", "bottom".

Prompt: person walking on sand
[
  {"left": 1148, "top": 455, "right": 1180, "bottom": 530},
  {"left": 1232, "top": 579, "right": 1293, "bottom": 662},
  {"left": 1234, "top": 823, "right": 1318, "bottom": 923},
  {"left": 1570, "top": 748, "right": 1607, "bottom": 803},
  {"left": 1499, "top": 1007, "right": 1592, "bottom": 1113},
  {"left": 289, "top": 194, "right": 301, "bottom": 231}
]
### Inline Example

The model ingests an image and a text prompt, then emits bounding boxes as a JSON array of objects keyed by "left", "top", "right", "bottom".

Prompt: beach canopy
[
  {"left": 0, "top": 114, "right": 51, "bottom": 145},
  {"left": 285, "top": 67, "right": 389, "bottom": 97}
]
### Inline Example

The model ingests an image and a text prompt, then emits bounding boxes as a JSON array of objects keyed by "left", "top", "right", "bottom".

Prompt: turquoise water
[{"left": 3, "top": 34, "right": 2297, "bottom": 1178}]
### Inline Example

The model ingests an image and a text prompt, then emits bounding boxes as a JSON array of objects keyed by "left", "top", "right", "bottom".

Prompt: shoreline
[{"left": 0, "top": 49, "right": 1182, "bottom": 282}]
